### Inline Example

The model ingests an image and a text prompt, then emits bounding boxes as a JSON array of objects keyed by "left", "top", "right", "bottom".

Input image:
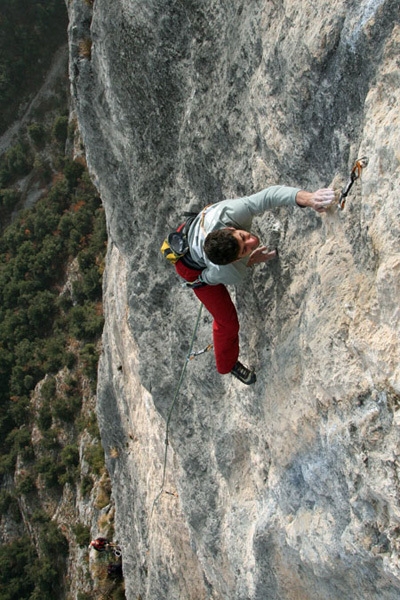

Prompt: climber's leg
[{"left": 175, "top": 260, "right": 239, "bottom": 374}]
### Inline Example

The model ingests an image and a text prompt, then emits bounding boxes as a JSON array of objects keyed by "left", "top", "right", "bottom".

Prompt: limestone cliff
[{"left": 68, "top": 0, "right": 400, "bottom": 598}]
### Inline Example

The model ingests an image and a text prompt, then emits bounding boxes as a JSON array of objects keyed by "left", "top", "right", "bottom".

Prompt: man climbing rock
[
  {"left": 173, "top": 185, "right": 334, "bottom": 385},
  {"left": 89, "top": 537, "right": 109, "bottom": 551}
]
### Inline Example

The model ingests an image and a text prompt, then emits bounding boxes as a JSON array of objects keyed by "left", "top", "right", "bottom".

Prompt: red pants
[{"left": 175, "top": 260, "right": 239, "bottom": 374}]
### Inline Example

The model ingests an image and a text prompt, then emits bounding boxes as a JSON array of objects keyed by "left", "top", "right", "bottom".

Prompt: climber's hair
[{"left": 204, "top": 229, "right": 240, "bottom": 265}]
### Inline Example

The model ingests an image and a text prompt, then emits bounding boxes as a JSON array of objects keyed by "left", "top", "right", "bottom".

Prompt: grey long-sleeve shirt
[{"left": 187, "top": 185, "right": 300, "bottom": 285}]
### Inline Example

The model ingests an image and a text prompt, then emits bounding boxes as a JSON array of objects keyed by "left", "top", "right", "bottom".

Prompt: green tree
[
  {"left": 63, "top": 159, "right": 84, "bottom": 189},
  {"left": 0, "top": 537, "right": 36, "bottom": 599},
  {"left": 27, "top": 290, "right": 56, "bottom": 333},
  {"left": 36, "top": 455, "right": 64, "bottom": 488},
  {"left": 69, "top": 304, "right": 104, "bottom": 341},
  {"left": 28, "top": 122, "right": 46, "bottom": 148},
  {"left": 72, "top": 523, "right": 91, "bottom": 547},
  {"left": 85, "top": 442, "right": 105, "bottom": 475},
  {"left": 16, "top": 473, "right": 36, "bottom": 495},
  {"left": 52, "top": 115, "right": 69, "bottom": 145},
  {"left": 0, "top": 188, "right": 20, "bottom": 210},
  {"left": 40, "top": 376, "right": 56, "bottom": 402},
  {"left": 52, "top": 393, "right": 82, "bottom": 422},
  {"left": 4, "top": 142, "right": 32, "bottom": 178},
  {"left": 37, "top": 401, "right": 52, "bottom": 432}
]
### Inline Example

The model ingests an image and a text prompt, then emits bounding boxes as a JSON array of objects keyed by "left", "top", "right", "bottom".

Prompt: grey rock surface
[{"left": 68, "top": 0, "right": 400, "bottom": 598}]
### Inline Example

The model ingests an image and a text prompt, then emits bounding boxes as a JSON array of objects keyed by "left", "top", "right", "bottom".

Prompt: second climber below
[{"left": 174, "top": 184, "right": 335, "bottom": 385}]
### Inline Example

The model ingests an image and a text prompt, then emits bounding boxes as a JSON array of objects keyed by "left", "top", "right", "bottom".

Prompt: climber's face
[{"left": 228, "top": 228, "right": 260, "bottom": 259}]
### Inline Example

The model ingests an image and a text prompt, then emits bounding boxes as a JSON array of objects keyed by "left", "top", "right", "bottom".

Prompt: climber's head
[{"left": 204, "top": 228, "right": 260, "bottom": 265}]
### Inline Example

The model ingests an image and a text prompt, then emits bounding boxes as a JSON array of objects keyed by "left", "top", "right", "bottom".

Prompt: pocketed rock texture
[{"left": 68, "top": 0, "right": 400, "bottom": 598}]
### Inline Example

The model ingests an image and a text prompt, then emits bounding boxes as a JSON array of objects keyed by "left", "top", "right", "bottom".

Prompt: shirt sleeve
[
  {"left": 220, "top": 185, "right": 300, "bottom": 229},
  {"left": 200, "top": 259, "right": 249, "bottom": 286}
]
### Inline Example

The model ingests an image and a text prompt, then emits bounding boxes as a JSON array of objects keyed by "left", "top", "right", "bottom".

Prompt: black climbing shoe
[{"left": 231, "top": 361, "right": 256, "bottom": 385}]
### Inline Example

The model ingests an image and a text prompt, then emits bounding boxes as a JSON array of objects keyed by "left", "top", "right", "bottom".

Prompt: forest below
[
  {"left": 0, "top": 1, "right": 124, "bottom": 598},
  {"left": 0, "top": 0, "right": 68, "bottom": 134}
]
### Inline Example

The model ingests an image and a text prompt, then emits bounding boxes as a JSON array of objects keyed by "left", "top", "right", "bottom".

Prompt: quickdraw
[
  {"left": 338, "top": 156, "right": 368, "bottom": 210},
  {"left": 188, "top": 343, "right": 213, "bottom": 360}
]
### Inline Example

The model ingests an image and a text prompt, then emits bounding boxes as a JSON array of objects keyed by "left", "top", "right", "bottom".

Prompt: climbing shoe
[{"left": 231, "top": 361, "right": 256, "bottom": 385}]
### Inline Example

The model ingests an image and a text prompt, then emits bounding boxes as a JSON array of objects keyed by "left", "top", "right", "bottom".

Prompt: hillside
[
  {"left": 0, "top": 4, "right": 125, "bottom": 599},
  {"left": 68, "top": 0, "right": 400, "bottom": 599}
]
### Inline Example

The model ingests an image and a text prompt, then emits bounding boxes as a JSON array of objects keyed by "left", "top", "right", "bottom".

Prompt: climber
[
  {"left": 89, "top": 537, "right": 109, "bottom": 552},
  {"left": 171, "top": 185, "right": 334, "bottom": 385}
]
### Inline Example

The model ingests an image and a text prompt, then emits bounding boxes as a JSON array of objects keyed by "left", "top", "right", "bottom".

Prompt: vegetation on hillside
[
  {"left": 0, "top": 0, "right": 68, "bottom": 134},
  {"left": 0, "top": 149, "right": 109, "bottom": 598},
  {"left": 0, "top": 2, "right": 126, "bottom": 599}
]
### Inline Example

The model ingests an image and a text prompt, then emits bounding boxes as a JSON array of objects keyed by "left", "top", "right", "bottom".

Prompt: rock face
[{"left": 68, "top": 0, "right": 400, "bottom": 598}]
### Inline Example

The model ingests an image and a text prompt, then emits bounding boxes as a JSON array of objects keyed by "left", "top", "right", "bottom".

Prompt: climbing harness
[
  {"left": 151, "top": 303, "right": 212, "bottom": 515},
  {"left": 160, "top": 217, "right": 196, "bottom": 264},
  {"left": 338, "top": 156, "right": 368, "bottom": 210},
  {"left": 181, "top": 277, "right": 205, "bottom": 289}
]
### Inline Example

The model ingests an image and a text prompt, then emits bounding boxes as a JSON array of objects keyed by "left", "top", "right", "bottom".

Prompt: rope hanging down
[{"left": 151, "top": 303, "right": 212, "bottom": 515}]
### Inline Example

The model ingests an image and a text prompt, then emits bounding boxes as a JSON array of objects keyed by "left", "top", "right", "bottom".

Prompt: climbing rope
[{"left": 151, "top": 303, "right": 212, "bottom": 515}]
